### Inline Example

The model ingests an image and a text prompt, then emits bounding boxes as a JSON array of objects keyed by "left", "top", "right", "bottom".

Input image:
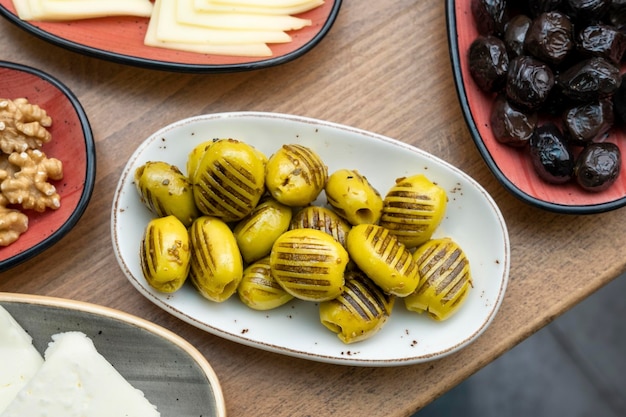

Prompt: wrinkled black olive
[
  {"left": 506, "top": 55, "right": 555, "bottom": 109},
  {"left": 471, "top": 0, "right": 508, "bottom": 36},
  {"left": 557, "top": 57, "right": 621, "bottom": 101},
  {"left": 525, "top": 12, "right": 574, "bottom": 66},
  {"left": 612, "top": 73, "right": 626, "bottom": 124},
  {"left": 490, "top": 93, "right": 538, "bottom": 146},
  {"left": 577, "top": 24, "right": 626, "bottom": 64},
  {"left": 562, "top": 98, "right": 614, "bottom": 145},
  {"left": 574, "top": 142, "right": 621, "bottom": 191},
  {"left": 565, "top": 0, "right": 610, "bottom": 23},
  {"left": 527, "top": 0, "right": 563, "bottom": 17},
  {"left": 504, "top": 15, "right": 532, "bottom": 58},
  {"left": 469, "top": 36, "right": 510, "bottom": 92},
  {"left": 529, "top": 123, "right": 575, "bottom": 183}
]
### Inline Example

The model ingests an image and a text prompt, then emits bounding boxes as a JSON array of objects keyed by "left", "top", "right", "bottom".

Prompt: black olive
[
  {"left": 562, "top": 98, "right": 614, "bottom": 145},
  {"left": 557, "top": 57, "right": 621, "bottom": 102},
  {"left": 506, "top": 55, "right": 555, "bottom": 109},
  {"left": 469, "top": 36, "right": 510, "bottom": 92},
  {"left": 504, "top": 15, "right": 532, "bottom": 58},
  {"left": 577, "top": 24, "right": 626, "bottom": 64},
  {"left": 574, "top": 142, "right": 621, "bottom": 191},
  {"left": 490, "top": 93, "right": 538, "bottom": 146},
  {"left": 525, "top": 12, "right": 574, "bottom": 66},
  {"left": 527, "top": 0, "right": 563, "bottom": 17},
  {"left": 612, "top": 73, "right": 626, "bottom": 124},
  {"left": 564, "top": 0, "right": 610, "bottom": 23},
  {"left": 471, "top": 0, "right": 508, "bottom": 36},
  {"left": 529, "top": 123, "right": 575, "bottom": 183}
]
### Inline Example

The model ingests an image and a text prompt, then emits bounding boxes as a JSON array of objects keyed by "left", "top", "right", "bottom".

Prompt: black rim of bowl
[
  {"left": 0, "top": 2, "right": 343, "bottom": 74},
  {"left": 445, "top": 0, "right": 626, "bottom": 215},
  {"left": 0, "top": 60, "right": 96, "bottom": 271}
]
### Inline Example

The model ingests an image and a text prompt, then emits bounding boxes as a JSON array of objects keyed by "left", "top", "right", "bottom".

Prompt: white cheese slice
[
  {"left": 13, "top": 0, "right": 153, "bottom": 21},
  {"left": 193, "top": 0, "right": 324, "bottom": 15},
  {"left": 213, "top": 0, "right": 318, "bottom": 7},
  {"left": 145, "top": 0, "right": 273, "bottom": 56},
  {"left": 0, "top": 306, "right": 44, "bottom": 414},
  {"left": 0, "top": 331, "right": 160, "bottom": 417},
  {"left": 154, "top": 0, "right": 290, "bottom": 45},
  {"left": 178, "top": 0, "right": 311, "bottom": 31}
]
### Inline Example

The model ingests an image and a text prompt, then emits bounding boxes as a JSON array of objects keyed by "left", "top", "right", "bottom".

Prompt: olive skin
[
  {"left": 557, "top": 57, "right": 621, "bottom": 102},
  {"left": 506, "top": 55, "right": 555, "bottom": 110},
  {"left": 319, "top": 269, "right": 395, "bottom": 344},
  {"left": 346, "top": 224, "right": 420, "bottom": 297},
  {"left": 325, "top": 169, "right": 383, "bottom": 226},
  {"left": 574, "top": 142, "right": 621, "bottom": 191},
  {"left": 187, "top": 139, "right": 216, "bottom": 182},
  {"left": 233, "top": 196, "right": 293, "bottom": 264},
  {"left": 140, "top": 215, "right": 191, "bottom": 293},
  {"left": 237, "top": 257, "right": 294, "bottom": 311},
  {"left": 265, "top": 144, "right": 328, "bottom": 207},
  {"left": 189, "top": 216, "right": 244, "bottom": 303},
  {"left": 468, "top": 36, "right": 509, "bottom": 93},
  {"left": 577, "top": 24, "right": 626, "bottom": 65},
  {"left": 471, "top": 0, "right": 508, "bottom": 36},
  {"left": 290, "top": 205, "right": 351, "bottom": 248},
  {"left": 562, "top": 98, "right": 614, "bottom": 145},
  {"left": 193, "top": 138, "right": 266, "bottom": 222},
  {"left": 504, "top": 14, "right": 532, "bottom": 58},
  {"left": 134, "top": 161, "right": 200, "bottom": 227},
  {"left": 490, "top": 93, "right": 538, "bottom": 147},
  {"left": 524, "top": 11, "right": 574, "bottom": 66},
  {"left": 405, "top": 238, "right": 472, "bottom": 321},
  {"left": 529, "top": 123, "right": 575, "bottom": 184}
]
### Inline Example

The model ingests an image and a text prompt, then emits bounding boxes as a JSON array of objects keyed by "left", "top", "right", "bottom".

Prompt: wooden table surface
[{"left": 2, "top": 1, "right": 626, "bottom": 416}]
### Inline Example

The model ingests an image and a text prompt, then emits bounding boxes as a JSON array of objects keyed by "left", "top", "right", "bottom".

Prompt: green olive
[
  {"left": 134, "top": 161, "right": 199, "bottom": 227},
  {"left": 404, "top": 237, "right": 472, "bottom": 321},
  {"left": 140, "top": 215, "right": 191, "bottom": 293},
  {"left": 237, "top": 257, "right": 294, "bottom": 310},
  {"left": 346, "top": 224, "right": 420, "bottom": 297},
  {"left": 270, "top": 228, "right": 348, "bottom": 302},
  {"left": 233, "top": 196, "right": 293, "bottom": 264},
  {"left": 380, "top": 174, "right": 447, "bottom": 248},
  {"left": 319, "top": 269, "right": 395, "bottom": 344},
  {"left": 189, "top": 216, "right": 244, "bottom": 302},
  {"left": 290, "top": 205, "right": 351, "bottom": 248},
  {"left": 265, "top": 144, "right": 328, "bottom": 207},
  {"left": 325, "top": 169, "right": 383, "bottom": 225},
  {"left": 187, "top": 139, "right": 216, "bottom": 182},
  {"left": 193, "top": 138, "right": 266, "bottom": 222}
]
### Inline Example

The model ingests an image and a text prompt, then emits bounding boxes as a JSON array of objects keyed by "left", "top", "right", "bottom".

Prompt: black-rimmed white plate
[
  {"left": 0, "top": 0, "right": 341, "bottom": 73},
  {"left": 112, "top": 112, "right": 510, "bottom": 366},
  {"left": 0, "top": 292, "right": 226, "bottom": 417}
]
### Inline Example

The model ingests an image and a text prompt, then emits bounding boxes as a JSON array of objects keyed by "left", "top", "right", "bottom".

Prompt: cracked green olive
[
  {"left": 290, "top": 205, "right": 351, "bottom": 248},
  {"left": 325, "top": 169, "right": 383, "bottom": 225},
  {"left": 238, "top": 257, "right": 294, "bottom": 310}
]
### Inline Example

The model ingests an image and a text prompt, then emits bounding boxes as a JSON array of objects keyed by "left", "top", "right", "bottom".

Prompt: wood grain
[{"left": 1, "top": 1, "right": 626, "bottom": 416}]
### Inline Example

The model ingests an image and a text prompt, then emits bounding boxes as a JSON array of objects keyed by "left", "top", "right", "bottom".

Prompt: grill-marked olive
[
  {"left": 140, "top": 215, "right": 191, "bottom": 293},
  {"left": 346, "top": 224, "right": 420, "bottom": 297},
  {"left": 134, "top": 161, "right": 199, "bottom": 227},
  {"left": 193, "top": 138, "right": 266, "bottom": 222},
  {"left": 325, "top": 169, "right": 383, "bottom": 225},
  {"left": 187, "top": 139, "right": 216, "bottom": 182},
  {"left": 319, "top": 269, "right": 395, "bottom": 344},
  {"left": 270, "top": 228, "right": 348, "bottom": 302},
  {"left": 238, "top": 257, "right": 294, "bottom": 310},
  {"left": 265, "top": 144, "right": 328, "bottom": 207},
  {"left": 233, "top": 196, "right": 293, "bottom": 264},
  {"left": 189, "top": 216, "right": 243, "bottom": 302},
  {"left": 405, "top": 238, "right": 472, "bottom": 321},
  {"left": 379, "top": 174, "right": 447, "bottom": 249},
  {"left": 290, "top": 205, "right": 351, "bottom": 248}
]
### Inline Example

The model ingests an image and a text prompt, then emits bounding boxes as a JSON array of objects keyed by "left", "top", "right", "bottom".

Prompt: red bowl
[
  {"left": 0, "top": 1, "right": 342, "bottom": 73},
  {"left": 0, "top": 61, "right": 96, "bottom": 271},
  {"left": 447, "top": 0, "right": 626, "bottom": 214}
]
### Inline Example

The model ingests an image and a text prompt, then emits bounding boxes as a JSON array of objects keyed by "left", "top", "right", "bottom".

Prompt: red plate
[
  {"left": 0, "top": 61, "right": 95, "bottom": 271},
  {"left": 0, "top": 0, "right": 342, "bottom": 73},
  {"left": 447, "top": 0, "right": 626, "bottom": 214}
]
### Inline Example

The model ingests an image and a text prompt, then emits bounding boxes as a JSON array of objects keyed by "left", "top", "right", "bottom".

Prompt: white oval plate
[
  {"left": 112, "top": 112, "right": 510, "bottom": 367},
  {"left": 0, "top": 292, "right": 226, "bottom": 417}
]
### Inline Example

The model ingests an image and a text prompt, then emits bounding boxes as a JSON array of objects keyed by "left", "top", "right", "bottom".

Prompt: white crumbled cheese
[
  {"left": 0, "top": 331, "right": 160, "bottom": 417},
  {"left": 0, "top": 306, "right": 44, "bottom": 414}
]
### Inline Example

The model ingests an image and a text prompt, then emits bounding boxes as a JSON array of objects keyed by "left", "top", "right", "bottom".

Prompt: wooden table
[{"left": 2, "top": 1, "right": 626, "bottom": 416}]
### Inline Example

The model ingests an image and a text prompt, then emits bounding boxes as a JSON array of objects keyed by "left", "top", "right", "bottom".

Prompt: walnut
[
  {"left": 0, "top": 98, "right": 52, "bottom": 154},
  {"left": 0, "top": 194, "right": 28, "bottom": 246},
  {"left": 1, "top": 149, "right": 63, "bottom": 212}
]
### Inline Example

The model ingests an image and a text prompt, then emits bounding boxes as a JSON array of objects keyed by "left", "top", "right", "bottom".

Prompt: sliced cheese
[
  {"left": 14, "top": 0, "right": 153, "bottom": 21},
  {"left": 212, "top": 0, "right": 318, "bottom": 7},
  {"left": 178, "top": 0, "right": 311, "bottom": 31},
  {"left": 0, "top": 306, "right": 44, "bottom": 414},
  {"left": 146, "top": 0, "right": 273, "bottom": 56},
  {"left": 155, "top": 0, "right": 290, "bottom": 45},
  {"left": 1, "top": 331, "right": 160, "bottom": 417},
  {"left": 193, "top": 0, "right": 324, "bottom": 15}
]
